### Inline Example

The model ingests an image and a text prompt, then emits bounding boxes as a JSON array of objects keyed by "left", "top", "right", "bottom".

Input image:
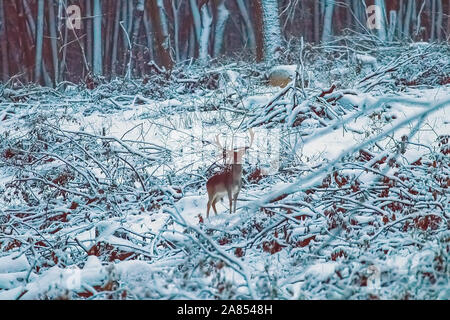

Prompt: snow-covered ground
[{"left": 0, "top": 45, "right": 449, "bottom": 300}]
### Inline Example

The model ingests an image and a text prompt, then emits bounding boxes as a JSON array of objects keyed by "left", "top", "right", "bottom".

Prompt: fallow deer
[{"left": 206, "top": 129, "right": 254, "bottom": 218}]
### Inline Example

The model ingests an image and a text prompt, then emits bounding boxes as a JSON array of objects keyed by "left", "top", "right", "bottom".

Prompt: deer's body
[
  {"left": 206, "top": 163, "right": 242, "bottom": 218},
  {"left": 205, "top": 129, "right": 254, "bottom": 219}
]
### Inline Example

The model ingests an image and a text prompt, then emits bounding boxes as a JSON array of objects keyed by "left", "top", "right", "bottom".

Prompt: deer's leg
[
  {"left": 233, "top": 189, "right": 240, "bottom": 213},
  {"left": 206, "top": 199, "right": 211, "bottom": 219},
  {"left": 211, "top": 197, "right": 219, "bottom": 215},
  {"left": 227, "top": 189, "right": 233, "bottom": 214}
]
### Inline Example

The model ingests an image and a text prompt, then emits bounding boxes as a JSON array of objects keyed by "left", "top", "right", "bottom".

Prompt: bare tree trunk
[
  {"left": 186, "top": 24, "right": 193, "bottom": 59},
  {"left": 403, "top": 0, "right": 413, "bottom": 39},
  {"left": 322, "top": 0, "right": 335, "bottom": 42},
  {"left": 0, "top": 0, "right": 8, "bottom": 82},
  {"left": 111, "top": 0, "right": 121, "bottom": 76},
  {"left": 236, "top": 0, "right": 256, "bottom": 53},
  {"left": 314, "top": 0, "right": 320, "bottom": 43},
  {"left": 251, "top": 1, "right": 264, "bottom": 62},
  {"left": 436, "top": 0, "right": 443, "bottom": 41},
  {"left": 130, "top": 0, "right": 145, "bottom": 75},
  {"left": 143, "top": 9, "right": 154, "bottom": 62},
  {"left": 411, "top": 0, "right": 417, "bottom": 37},
  {"left": 35, "top": 0, "right": 44, "bottom": 83},
  {"left": 93, "top": 0, "right": 102, "bottom": 75},
  {"left": 397, "top": 0, "right": 403, "bottom": 38},
  {"left": 199, "top": 4, "right": 212, "bottom": 63},
  {"left": 86, "top": 0, "right": 93, "bottom": 69},
  {"left": 119, "top": 0, "right": 129, "bottom": 75},
  {"left": 448, "top": 0, "right": 450, "bottom": 39},
  {"left": 375, "top": 0, "right": 387, "bottom": 41},
  {"left": 190, "top": 0, "right": 202, "bottom": 41},
  {"left": 104, "top": 0, "right": 114, "bottom": 77},
  {"left": 171, "top": 0, "right": 181, "bottom": 62},
  {"left": 147, "top": 0, "right": 172, "bottom": 69},
  {"left": 260, "top": 0, "right": 282, "bottom": 61},
  {"left": 430, "top": 0, "right": 436, "bottom": 41},
  {"left": 157, "top": 0, "right": 169, "bottom": 44},
  {"left": 414, "top": 0, "right": 426, "bottom": 40},
  {"left": 388, "top": 10, "right": 397, "bottom": 41},
  {"left": 213, "top": 0, "right": 230, "bottom": 57},
  {"left": 345, "top": 0, "right": 352, "bottom": 29},
  {"left": 48, "top": 0, "right": 58, "bottom": 84},
  {"left": 59, "top": 17, "right": 68, "bottom": 82},
  {"left": 127, "top": 0, "right": 134, "bottom": 36}
]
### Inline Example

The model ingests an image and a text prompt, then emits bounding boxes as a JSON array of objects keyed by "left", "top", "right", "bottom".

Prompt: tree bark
[
  {"left": 236, "top": 0, "right": 256, "bottom": 53},
  {"left": 171, "top": 0, "right": 181, "bottom": 62},
  {"left": 93, "top": 0, "right": 102, "bottom": 75},
  {"left": 0, "top": 0, "right": 8, "bottom": 82},
  {"left": 431, "top": 0, "right": 436, "bottom": 41},
  {"left": 213, "top": 0, "right": 230, "bottom": 57},
  {"left": 189, "top": 0, "right": 202, "bottom": 41},
  {"left": 403, "top": 0, "right": 413, "bottom": 39},
  {"left": 322, "top": 0, "right": 335, "bottom": 42},
  {"left": 48, "top": 0, "right": 58, "bottom": 84},
  {"left": 86, "top": 0, "right": 93, "bottom": 69},
  {"left": 199, "top": 4, "right": 212, "bottom": 63},
  {"left": 375, "top": 0, "right": 387, "bottom": 41},
  {"left": 104, "top": 0, "right": 114, "bottom": 77},
  {"left": 260, "top": 0, "right": 282, "bottom": 61},
  {"left": 142, "top": 8, "right": 154, "bottom": 62},
  {"left": 157, "top": 0, "right": 169, "bottom": 45},
  {"left": 436, "top": 0, "right": 443, "bottom": 41},
  {"left": 111, "top": 0, "right": 121, "bottom": 76},
  {"left": 127, "top": 0, "right": 134, "bottom": 36},
  {"left": 35, "top": 0, "right": 44, "bottom": 83},
  {"left": 147, "top": 0, "right": 172, "bottom": 69},
  {"left": 448, "top": 0, "right": 450, "bottom": 39},
  {"left": 397, "top": 0, "right": 403, "bottom": 38},
  {"left": 130, "top": 0, "right": 145, "bottom": 75},
  {"left": 314, "top": 0, "right": 320, "bottom": 43},
  {"left": 388, "top": 10, "right": 397, "bottom": 41}
]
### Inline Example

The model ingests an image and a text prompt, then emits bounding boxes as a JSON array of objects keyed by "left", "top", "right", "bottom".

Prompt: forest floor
[{"left": 0, "top": 40, "right": 449, "bottom": 299}]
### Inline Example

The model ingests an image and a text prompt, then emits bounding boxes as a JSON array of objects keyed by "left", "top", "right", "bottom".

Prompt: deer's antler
[
  {"left": 214, "top": 134, "right": 223, "bottom": 149},
  {"left": 245, "top": 128, "right": 255, "bottom": 150}
]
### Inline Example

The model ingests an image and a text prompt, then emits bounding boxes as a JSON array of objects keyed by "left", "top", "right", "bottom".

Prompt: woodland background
[{"left": 0, "top": 0, "right": 449, "bottom": 86}]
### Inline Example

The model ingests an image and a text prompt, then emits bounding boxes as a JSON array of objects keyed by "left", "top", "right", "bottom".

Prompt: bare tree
[
  {"left": 251, "top": 1, "right": 265, "bottom": 62},
  {"left": 436, "top": 0, "right": 443, "bottom": 41},
  {"left": 86, "top": 0, "right": 93, "bottom": 69},
  {"left": 322, "top": 0, "right": 335, "bottom": 42},
  {"left": 171, "top": 0, "right": 182, "bottom": 62},
  {"left": 403, "top": 0, "right": 413, "bottom": 39},
  {"left": 375, "top": 0, "right": 387, "bottom": 41},
  {"left": 199, "top": 3, "right": 212, "bottom": 63},
  {"left": 260, "top": 0, "right": 282, "bottom": 61},
  {"left": 397, "top": 0, "right": 404, "bottom": 38},
  {"left": 130, "top": 0, "right": 146, "bottom": 74},
  {"left": 190, "top": 0, "right": 202, "bottom": 42},
  {"left": 142, "top": 8, "right": 154, "bottom": 62},
  {"left": 0, "top": 0, "right": 8, "bottom": 82},
  {"left": 93, "top": 0, "right": 102, "bottom": 75},
  {"left": 35, "top": 0, "right": 44, "bottom": 83},
  {"left": 236, "top": 0, "right": 256, "bottom": 53},
  {"left": 148, "top": 0, "right": 173, "bottom": 69},
  {"left": 314, "top": 0, "right": 320, "bottom": 43},
  {"left": 213, "top": 0, "right": 230, "bottom": 57},
  {"left": 111, "top": 0, "right": 121, "bottom": 77},
  {"left": 48, "top": 0, "right": 58, "bottom": 84}
]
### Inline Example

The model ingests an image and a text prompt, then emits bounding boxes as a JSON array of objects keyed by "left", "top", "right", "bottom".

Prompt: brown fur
[
  {"left": 206, "top": 129, "right": 254, "bottom": 218},
  {"left": 206, "top": 160, "right": 242, "bottom": 218}
]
